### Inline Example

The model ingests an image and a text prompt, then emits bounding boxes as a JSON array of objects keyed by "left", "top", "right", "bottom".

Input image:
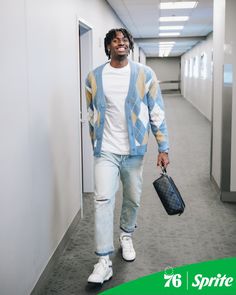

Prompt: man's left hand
[{"left": 157, "top": 152, "right": 169, "bottom": 168}]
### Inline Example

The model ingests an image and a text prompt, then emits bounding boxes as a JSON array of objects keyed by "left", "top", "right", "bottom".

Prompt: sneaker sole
[
  {"left": 122, "top": 256, "right": 136, "bottom": 262},
  {"left": 120, "top": 247, "right": 136, "bottom": 262},
  {"left": 87, "top": 270, "right": 113, "bottom": 284},
  {"left": 87, "top": 276, "right": 113, "bottom": 285}
]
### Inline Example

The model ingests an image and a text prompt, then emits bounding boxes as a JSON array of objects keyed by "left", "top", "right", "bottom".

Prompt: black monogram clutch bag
[{"left": 153, "top": 167, "right": 185, "bottom": 215}]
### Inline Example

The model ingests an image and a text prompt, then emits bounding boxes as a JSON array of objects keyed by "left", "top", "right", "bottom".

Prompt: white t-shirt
[{"left": 101, "top": 62, "right": 131, "bottom": 155}]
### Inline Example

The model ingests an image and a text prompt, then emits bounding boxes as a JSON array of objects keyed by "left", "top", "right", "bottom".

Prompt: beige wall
[{"left": 147, "top": 57, "right": 180, "bottom": 91}]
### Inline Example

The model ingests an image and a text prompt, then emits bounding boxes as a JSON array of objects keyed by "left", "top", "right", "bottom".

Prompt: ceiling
[{"left": 106, "top": 0, "right": 213, "bottom": 57}]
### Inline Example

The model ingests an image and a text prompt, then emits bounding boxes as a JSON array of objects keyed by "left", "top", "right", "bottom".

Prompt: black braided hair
[{"left": 104, "top": 28, "right": 134, "bottom": 60}]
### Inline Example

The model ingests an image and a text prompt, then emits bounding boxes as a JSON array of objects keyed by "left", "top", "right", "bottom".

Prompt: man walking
[{"left": 85, "top": 28, "right": 169, "bottom": 284}]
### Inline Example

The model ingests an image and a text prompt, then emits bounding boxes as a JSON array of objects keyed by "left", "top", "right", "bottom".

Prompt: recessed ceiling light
[
  {"left": 159, "top": 44, "right": 174, "bottom": 47},
  {"left": 159, "top": 16, "right": 189, "bottom": 22},
  {"left": 159, "top": 26, "right": 184, "bottom": 30},
  {"left": 160, "top": 2, "right": 198, "bottom": 9},
  {"left": 159, "top": 41, "right": 176, "bottom": 44},
  {"left": 159, "top": 43, "right": 174, "bottom": 49},
  {"left": 159, "top": 32, "right": 181, "bottom": 36},
  {"left": 159, "top": 47, "right": 174, "bottom": 52},
  {"left": 159, "top": 47, "right": 173, "bottom": 57},
  {"left": 159, "top": 44, "right": 174, "bottom": 48}
]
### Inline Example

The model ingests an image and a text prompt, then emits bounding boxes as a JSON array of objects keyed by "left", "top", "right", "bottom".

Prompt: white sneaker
[
  {"left": 88, "top": 257, "right": 113, "bottom": 284},
  {"left": 119, "top": 235, "right": 136, "bottom": 262}
]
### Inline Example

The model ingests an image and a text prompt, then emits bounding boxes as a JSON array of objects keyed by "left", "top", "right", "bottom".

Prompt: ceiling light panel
[
  {"left": 160, "top": 44, "right": 173, "bottom": 48},
  {"left": 160, "top": 2, "right": 198, "bottom": 9},
  {"left": 159, "top": 41, "right": 176, "bottom": 44},
  {"left": 159, "top": 32, "right": 180, "bottom": 36},
  {"left": 159, "top": 16, "right": 189, "bottom": 22},
  {"left": 159, "top": 25, "right": 184, "bottom": 30},
  {"left": 159, "top": 47, "right": 173, "bottom": 57}
]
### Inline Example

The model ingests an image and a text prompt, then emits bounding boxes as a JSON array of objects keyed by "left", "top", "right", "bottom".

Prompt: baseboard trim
[
  {"left": 210, "top": 175, "right": 236, "bottom": 203},
  {"left": 30, "top": 210, "right": 81, "bottom": 295},
  {"left": 210, "top": 175, "right": 220, "bottom": 193},
  {"left": 221, "top": 191, "right": 236, "bottom": 203}
]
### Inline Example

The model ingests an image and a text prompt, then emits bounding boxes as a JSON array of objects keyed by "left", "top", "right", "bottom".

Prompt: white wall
[
  {"left": 212, "top": 1, "right": 225, "bottom": 188},
  {"left": 225, "top": 1, "right": 236, "bottom": 191},
  {"left": 147, "top": 57, "right": 180, "bottom": 91},
  {"left": 181, "top": 33, "right": 213, "bottom": 121},
  {"left": 139, "top": 48, "right": 146, "bottom": 65},
  {"left": 0, "top": 1, "right": 133, "bottom": 294},
  {"left": 132, "top": 42, "right": 140, "bottom": 62},
  {"left": 211, "top": 0, "right": 236, "bottom": 194}
]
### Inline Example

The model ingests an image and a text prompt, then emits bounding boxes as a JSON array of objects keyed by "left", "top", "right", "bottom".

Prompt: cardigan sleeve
[
  {"left": 147, "top": 70, "right": 169, "bottom": 152},
  {"left": 85, "top": 73, "right": 94, "bottom": 147}
]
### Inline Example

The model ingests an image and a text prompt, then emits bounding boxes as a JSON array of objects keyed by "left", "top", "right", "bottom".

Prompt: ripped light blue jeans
[{"left": 94, "top": 151, "right": 144, "bottom": 256}]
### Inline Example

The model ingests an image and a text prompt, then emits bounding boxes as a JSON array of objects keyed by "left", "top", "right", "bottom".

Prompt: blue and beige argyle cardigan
[{"left": 85, "top": 60, "right": 169, "bottom": 157}]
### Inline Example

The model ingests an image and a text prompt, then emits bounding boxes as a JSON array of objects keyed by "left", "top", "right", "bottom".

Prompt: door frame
[{"left": 76, "top": 18, "right": 93, "bottom": 217}]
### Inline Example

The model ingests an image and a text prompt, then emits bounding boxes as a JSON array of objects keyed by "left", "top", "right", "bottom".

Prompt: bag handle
[{"left": 161, "top": 166, "right": 167, "bottom": 174}]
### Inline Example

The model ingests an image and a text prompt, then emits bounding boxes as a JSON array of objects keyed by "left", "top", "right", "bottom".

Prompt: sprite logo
[{"left": 192, "top": 273, "right": 234, "bottom": 290}]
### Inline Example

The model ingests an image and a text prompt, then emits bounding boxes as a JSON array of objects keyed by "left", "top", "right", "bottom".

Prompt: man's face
[{"left": 107, "top": 31, "right": 130, "bottom": 59}]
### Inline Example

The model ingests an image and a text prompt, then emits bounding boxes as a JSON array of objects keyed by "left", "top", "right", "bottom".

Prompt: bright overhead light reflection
[
  {"left": 159, "top": 16, "right": 189, "bottom": 22},
  {"left": 159, "top": 45, "right": 174, "bottom": 48},
  {"left": 159, "top": 32, "right": 180, "bottom": 36},
  {"left": 158, "top": 42, "right": 175, "bottom": 57},
  {"left": 159, "top": 41, "right": 176, "bottom": 45},
  {"left": 159, "top": 26, "right": 184, "bottom": 30},
  {"left": 159, "top": 48, "right": 173, "bottom": 57},
  {"left": 160, "top": 2, "right": 198, "bottom": 9}
]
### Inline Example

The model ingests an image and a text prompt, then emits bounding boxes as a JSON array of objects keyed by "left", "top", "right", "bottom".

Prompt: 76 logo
[{"left": 164, "top": 274, "right": 182, "bottom": 288}]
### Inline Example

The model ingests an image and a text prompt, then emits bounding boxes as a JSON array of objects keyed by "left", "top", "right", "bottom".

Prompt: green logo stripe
[{"left": 100, "top": 257, "right": 236, "bottom": 294}]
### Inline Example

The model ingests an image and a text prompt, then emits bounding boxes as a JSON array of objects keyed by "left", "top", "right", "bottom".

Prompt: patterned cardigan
[{"left": 85, "top": 60, "right": 169, "bottom": 157}]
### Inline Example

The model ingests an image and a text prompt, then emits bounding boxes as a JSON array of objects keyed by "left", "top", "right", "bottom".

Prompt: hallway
[{"left": 41, "top": 94, "right": 236, "bottom": 295}]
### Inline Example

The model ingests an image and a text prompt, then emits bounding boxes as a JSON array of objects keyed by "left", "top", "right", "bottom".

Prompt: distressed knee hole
[{"left": 95, "top": 195, "right": 109, "bottom": 203}]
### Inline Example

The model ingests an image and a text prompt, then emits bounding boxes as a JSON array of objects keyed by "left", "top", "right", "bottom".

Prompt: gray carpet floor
[{"left": 41, "top": 94, "right": 236, "bottom": 295}]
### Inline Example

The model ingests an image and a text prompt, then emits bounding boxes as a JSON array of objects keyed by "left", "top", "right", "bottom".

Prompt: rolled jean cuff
[
  {"left": 120, "top": 225, "right": 137, "bottom": 233},
  {"left": 95, "top": 250, "right": 114, "bottom": 256}
]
